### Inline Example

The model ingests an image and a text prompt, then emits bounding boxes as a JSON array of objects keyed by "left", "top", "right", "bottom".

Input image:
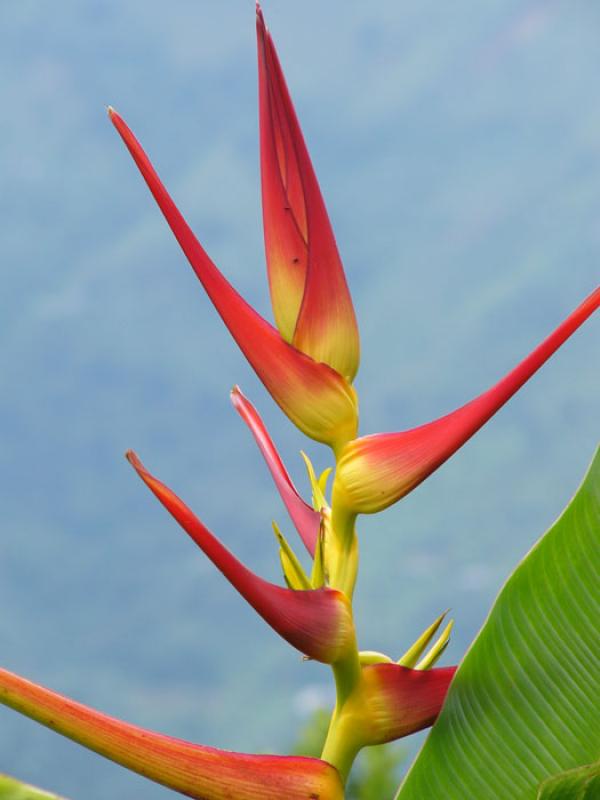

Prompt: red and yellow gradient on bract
[
  {"left": 257, "top": 8, "right": 360, "bottom": 382},
  {"left": 0, "top": 668, "right": 344, "bottom": 800},
  {"left": 335, "top": 287, "right": 600, "bottom": 514},
  {"left": 359, "top": 664, "right": 456, "bottom": 745}
]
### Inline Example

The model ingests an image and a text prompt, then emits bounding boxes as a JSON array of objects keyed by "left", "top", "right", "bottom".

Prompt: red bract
[
  {"left": 0, "top": 668, "right": 344, "bottom": 800},
  {"left": 127, "top": 451, "right": 355, "bottom": 665},
  {"left": 257, "top": 7, "right": 360, "bottom": 381},
  {"left": 359, "top": 664, "right": 457, "bottom": 745},
  {"left": 320, "top": 662, "right": 457, "bottom": 779},
  {"left": 231, "top": 385, "right": 320, "bottom": 555},
  {"left": 334, "top": 287, "right": 600, "bottom": 515}
]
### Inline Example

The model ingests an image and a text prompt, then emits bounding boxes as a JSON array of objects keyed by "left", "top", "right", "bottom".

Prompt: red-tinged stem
[
  {"left": 127, "top": 451, "right": 355, "bottom": 665},
  {"left": 231, "top": 386, "right": 319, "bottom": 555},
  {"left": 0, "top": 668, "right": 344, "bottom": 800}
]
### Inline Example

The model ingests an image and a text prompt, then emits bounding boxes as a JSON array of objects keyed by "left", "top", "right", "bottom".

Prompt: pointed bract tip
[
  {"left": 107, "top": 105, "right": 116, "bottom": 118},
  {"left": 125, "top": 449, "right": 141, "bottom": 469},
  {"left": 230, "top": 384, "right": 244, "bottom": 406},
  {"left": 126, "top": 450, "right": 151, "bottom": 483}
]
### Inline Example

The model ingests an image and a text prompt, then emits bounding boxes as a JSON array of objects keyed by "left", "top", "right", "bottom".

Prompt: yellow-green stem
[
  {"left": 328, "top": 505, "right": 359, "bottom": 597},
  {"left": 321, "top": 661, "right": 367, "bottom": 782},
  {"left": 320, "top": 443, "right": 365, "bottom": 781}
]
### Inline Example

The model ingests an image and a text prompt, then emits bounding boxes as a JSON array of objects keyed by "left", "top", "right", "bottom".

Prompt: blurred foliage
[{"left": 0, "top": 774, "right": 64, "bottom": 800}]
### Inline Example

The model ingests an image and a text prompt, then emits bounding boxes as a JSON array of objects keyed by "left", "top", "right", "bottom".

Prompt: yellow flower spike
[
  {"left": 298, "top": 454, "right": 358, "bottom": 594},
  {"left": 300, "top": 451, "right": 330, "bottom": 512},
  {"left": 397, "top": 611, "right": 449, "bottom": 668},
  {"left": 318, "top": 467, "right": 333, "bottom": 501},
  {"left": 415, "top": 619, "right": 454, "bottom": 671},
  {"left": 272, "top": 521, "right": 312, "bottom": 591}
]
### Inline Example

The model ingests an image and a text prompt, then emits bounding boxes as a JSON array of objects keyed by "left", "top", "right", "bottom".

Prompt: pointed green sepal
[
  {"left": 300, "top": 451, "right": 330, "bottom": 511},
  {"left": 415, "top": 620, "right": 453, "bottom": 671},
  {"left": 397, "top": 611, "right": 449, "bottom": 668},
  {"left": 272, "top": 521, "right": 312, "bottom": 590}
]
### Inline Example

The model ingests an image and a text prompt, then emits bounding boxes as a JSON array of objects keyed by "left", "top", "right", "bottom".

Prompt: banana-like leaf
[
  {"left": 0, "top": 774, "right": 66, "bottom": 800},
  {"left": 396, "top": 446, "right": 600, "bottom": 800},
  {"left": 537, "top": 761, "right": 600, "bottom": 799}
]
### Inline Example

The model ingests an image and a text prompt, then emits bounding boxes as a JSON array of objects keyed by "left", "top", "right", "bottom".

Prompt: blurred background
[{"left": 0, "top": 0, "right": 598, "bottom": 796}]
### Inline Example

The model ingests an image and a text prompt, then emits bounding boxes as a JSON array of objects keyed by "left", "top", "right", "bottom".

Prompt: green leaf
[
  {"left": 396, "top": 446, "right": 600, "bottom": 800},
  {"left": 537, "top": 762, "right": 600, "bottom": 799},
  {"left": 0, "top": 774, "right": 67, "bottom": 800}
]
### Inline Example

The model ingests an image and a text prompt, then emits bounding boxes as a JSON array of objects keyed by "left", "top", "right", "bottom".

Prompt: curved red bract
[
  {"left": 335, "top": 287, "right": 600, "bottom": 514},
  {"left": 127, "top": 450, "right": 355, "bottom": 665},
  {"left": 0, "top": 668, "right": 344, "bottom": 800},
  {"left": 361, "top": 664, "right": 457, "bottom": 745},
  {"left": 231, "top": 385, "right": 320, "bottom": 555}
]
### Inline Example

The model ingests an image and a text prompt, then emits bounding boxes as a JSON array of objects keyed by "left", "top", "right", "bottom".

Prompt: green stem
[
  {"left": 319, "top": 627, "right": 364, "bottom": 781},
  {"left": 328, "top": 505, "right": 359, "bottom": 597},
  {"left": 321, "top": 710, "right": 362, "bottom": 783},
  {"left": 320, "top": 446, "right": 364, "bottom": 781}
]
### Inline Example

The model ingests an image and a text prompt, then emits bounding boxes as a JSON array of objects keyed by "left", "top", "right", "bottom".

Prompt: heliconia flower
[
  {"left": 0, "top": 667, "right": 344, "bottom": 800},
  {"left": 231, "top": 385, "right": 320, "bottom": 555},
  {"left": 256, "top": 6, "right": 360, "bottom": 381},
  {"left": 126, "top": 451, "right": 355, "bottom": 664},
  {"left": 334, "top": 286, "right": 600, "bottom": 514},
  {"left": 358, "top": 663, "right": 456, "bottom": 745}
]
